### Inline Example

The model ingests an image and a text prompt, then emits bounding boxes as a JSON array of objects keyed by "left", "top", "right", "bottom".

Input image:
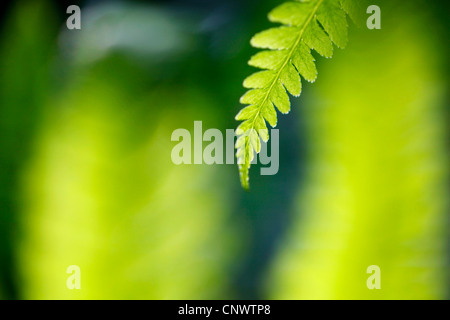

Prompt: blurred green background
[{"left": 0, "top": 0, "right": 448, "bottom": 299}]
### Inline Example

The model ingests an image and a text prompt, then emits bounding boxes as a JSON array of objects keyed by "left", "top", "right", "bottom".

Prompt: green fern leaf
[{"left": 235, "top": 0, "right": 360, "bottom": 189}]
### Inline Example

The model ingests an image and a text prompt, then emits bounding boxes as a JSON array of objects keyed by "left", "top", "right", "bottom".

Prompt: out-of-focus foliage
[
  {"left": 19, "top": 79, "right": 238, "bottom": 299},
  {"left": 0, "top": 0, "right": 57, "bottom": 299},
  {"left": 12, "top": 3, "right": 239, "bottom": 299},
  {"left": 267, "top": 1, "right": 449, "bottom": 299}
]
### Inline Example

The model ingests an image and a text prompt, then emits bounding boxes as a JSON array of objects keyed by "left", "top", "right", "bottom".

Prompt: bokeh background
[{"left": 0, "top": 0, "right": 448, "bottom": 299}]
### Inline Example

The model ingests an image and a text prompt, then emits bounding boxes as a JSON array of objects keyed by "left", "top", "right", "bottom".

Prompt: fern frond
[{"left": 235, "top": 0, "right": 359, "bottom": 189}]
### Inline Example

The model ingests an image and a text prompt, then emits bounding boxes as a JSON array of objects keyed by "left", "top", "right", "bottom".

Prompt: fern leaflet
[{"left": 235, "top": 0, "right": 362, "bottom": 189}]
